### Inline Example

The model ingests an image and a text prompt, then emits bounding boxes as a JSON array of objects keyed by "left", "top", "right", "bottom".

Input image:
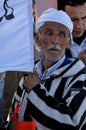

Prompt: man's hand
[
  {"left": 78, "top": 49, "right": 86, "bottom": 65},
  {"left": 23, "top": 70, "right": 40, "bottom": 92}
]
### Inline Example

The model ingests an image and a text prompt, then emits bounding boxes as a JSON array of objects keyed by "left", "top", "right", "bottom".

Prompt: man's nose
[
  {"left": 76, "top": 19, "right": 84, "bottom": 29},
  {"left": 52, "top": 35, "right": 59, "bottom": 43}
]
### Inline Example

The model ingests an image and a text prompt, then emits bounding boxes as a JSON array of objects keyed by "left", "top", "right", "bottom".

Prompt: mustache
[{"left": 47, "top": 44, "right": 61, "bottom": 51}]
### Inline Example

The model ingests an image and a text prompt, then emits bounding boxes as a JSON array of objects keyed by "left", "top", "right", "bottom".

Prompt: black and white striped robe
[{"left": 8, "top": 59, "right": 86, "bottom": 130}]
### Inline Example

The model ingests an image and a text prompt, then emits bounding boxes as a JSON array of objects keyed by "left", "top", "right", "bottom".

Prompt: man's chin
[{"left": 73, "top": 31, "right": 84, "bottom": 38}]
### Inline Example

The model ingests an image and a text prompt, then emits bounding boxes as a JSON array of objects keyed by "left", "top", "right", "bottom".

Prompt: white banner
[{"left": 0, "top": 0, "right": 34, "bottom": 72}]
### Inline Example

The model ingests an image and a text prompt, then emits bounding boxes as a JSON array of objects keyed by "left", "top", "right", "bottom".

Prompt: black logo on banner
[{"left": 0, "top": 0, "right": 15, "bottom": 22}]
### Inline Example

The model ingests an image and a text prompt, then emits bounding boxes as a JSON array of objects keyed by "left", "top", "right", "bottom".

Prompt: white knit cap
[{"left": 35, "top": 8, "right": 73, "bottom": 43}]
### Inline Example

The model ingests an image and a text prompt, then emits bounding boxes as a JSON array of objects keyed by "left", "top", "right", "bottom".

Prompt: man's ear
[{"left": 34, "top": 33, "right": 41, "bottom": 46}]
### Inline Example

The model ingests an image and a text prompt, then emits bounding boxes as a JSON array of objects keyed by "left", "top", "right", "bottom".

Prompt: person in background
[
  {"left": 0, "top": 72, "right": 6, "bottom": 125},
  {"left": 58, "top": 0, "right": 86, "bottom": 65},
  {"left": 33, "top": 0, "right": 38, "bottom": 23},
  {"left": 10, "top": 8, "right": 86, "bottom": 130},
  {"left": 32, "top": 0, "right": 42, "bottom": 62}
]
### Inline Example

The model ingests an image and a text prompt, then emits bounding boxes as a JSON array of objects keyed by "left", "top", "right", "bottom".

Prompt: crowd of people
[{"left": 0, "top": 0, "right": 86, "bottom": 130}]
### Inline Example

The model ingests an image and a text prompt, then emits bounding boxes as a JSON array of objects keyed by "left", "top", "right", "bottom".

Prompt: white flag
[{"left": 0, "top": 0, "right": 34, "bottom": 72}]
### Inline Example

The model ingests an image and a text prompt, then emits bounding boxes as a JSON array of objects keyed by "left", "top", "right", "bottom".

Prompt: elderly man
[{"left": 8, "top": 8, "right": 86, "bottom": 130}]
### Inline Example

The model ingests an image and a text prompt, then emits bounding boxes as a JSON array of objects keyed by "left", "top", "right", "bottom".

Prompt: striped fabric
[{"left": 8, "top": 59, "right": 86, "bottom": 130}]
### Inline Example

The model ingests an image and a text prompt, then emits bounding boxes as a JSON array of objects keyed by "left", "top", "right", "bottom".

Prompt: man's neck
[{"left": 73, "top": 31, "right": 86, "bottom": 45}]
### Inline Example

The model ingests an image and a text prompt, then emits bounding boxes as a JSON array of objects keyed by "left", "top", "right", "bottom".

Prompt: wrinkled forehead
[{"left": 39, "top": 22, "right": 69, "bottom": 33}]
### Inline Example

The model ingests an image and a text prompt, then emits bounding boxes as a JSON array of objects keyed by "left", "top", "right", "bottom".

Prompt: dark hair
[
  {"left": 58, "top": 0, "right": 86, "bottom": 10},
  {"left": 33, "top": 0, "right": 36, "bottom": 4}
]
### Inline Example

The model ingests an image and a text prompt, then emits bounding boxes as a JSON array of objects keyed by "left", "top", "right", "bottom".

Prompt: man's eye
[
  {"left": 58, "top": 31, "right": 66, "bottom": 38},
  {"left": 82, "top": 16, "right": 86, "bottom": 20},
  {"left": 45, "top": 30, "right": 52, "bottom": 35},
  {"left": 71, "top": 18, "right": 78, "bottom": 22}
]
